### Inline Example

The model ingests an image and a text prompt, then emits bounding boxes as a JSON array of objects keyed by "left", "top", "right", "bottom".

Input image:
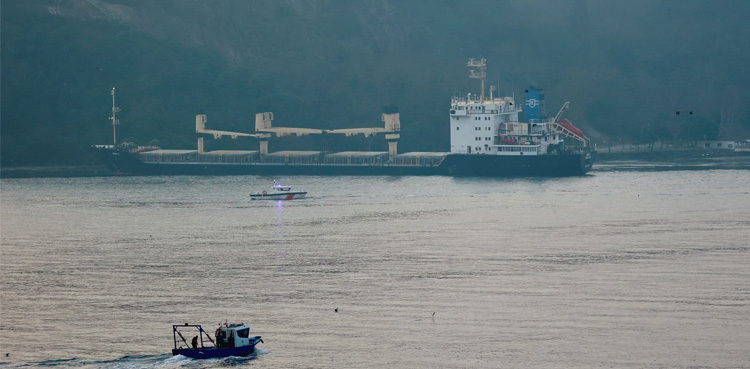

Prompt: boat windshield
[{"left": 236, "top": 328, "right": 250, "bottom": 338}]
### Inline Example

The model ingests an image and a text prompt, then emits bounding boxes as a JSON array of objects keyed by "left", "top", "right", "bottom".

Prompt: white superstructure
[{"left": 449, "top": 58, "right": 580, "bottom": 156}]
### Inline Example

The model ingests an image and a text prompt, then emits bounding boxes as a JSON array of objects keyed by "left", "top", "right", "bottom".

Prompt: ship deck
[{"left": 136, "top": 150, "right": 450, "bottom": 167}]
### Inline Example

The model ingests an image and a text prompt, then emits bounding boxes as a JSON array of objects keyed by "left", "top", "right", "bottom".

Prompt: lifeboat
[{"left": 559, "top": 118, "right": 585, "bottom": 137}]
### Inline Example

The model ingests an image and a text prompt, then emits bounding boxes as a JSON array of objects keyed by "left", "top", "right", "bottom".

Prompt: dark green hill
[{"left": 2, "top": 0, "right": 749, "bottom": 165}]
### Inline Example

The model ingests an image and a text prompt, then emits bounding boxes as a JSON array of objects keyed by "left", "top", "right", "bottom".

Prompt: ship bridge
[
  {"left": 450, "top": 58, "right": 589, "bottom": 156},
  {"left": 449, "top": 58, "right": 523, "bottom": 155}
]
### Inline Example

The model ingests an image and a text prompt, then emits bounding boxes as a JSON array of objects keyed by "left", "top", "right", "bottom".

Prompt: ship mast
[
  {"left": 467, "top": 58, "right": 487, "bottom": 102},
  {"left": 109, "top": 87, "right": 120, "bottom": 145}
]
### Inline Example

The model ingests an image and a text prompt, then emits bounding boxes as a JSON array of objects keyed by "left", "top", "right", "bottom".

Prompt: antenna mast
[
  {"left": 467, "top": 58, "right": 487, "bottom": 101},
  {"left": 110, "top": 87, "right": 121, "bottom": 145}
]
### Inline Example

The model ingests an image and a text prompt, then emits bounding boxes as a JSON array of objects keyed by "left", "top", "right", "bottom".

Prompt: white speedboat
[{"left": 250, "top": 182, "right": 307, "bottom": 200}]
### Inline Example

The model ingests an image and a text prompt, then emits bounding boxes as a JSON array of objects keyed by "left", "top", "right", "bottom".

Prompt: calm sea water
[{"left": 2, "top": 168, "right": 749, "bottom": 368}]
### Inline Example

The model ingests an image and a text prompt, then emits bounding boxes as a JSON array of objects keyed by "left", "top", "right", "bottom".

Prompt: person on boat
[
  {"left": 191, "top": 336, "right": 198, "bottom": 349},
  {"left": 228, "top": 330, "right": 235, "bottom": 347},
  {"left": 215, "top": 328, "right": 222, "bottom": 347}
]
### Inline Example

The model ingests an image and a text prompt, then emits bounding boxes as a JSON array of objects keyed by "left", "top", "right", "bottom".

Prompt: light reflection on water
[{"left": 1, "top": 171, "right": 749, "bottom": 368}]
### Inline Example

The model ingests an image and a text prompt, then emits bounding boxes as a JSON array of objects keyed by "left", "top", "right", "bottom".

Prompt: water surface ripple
[{"left": 2, "top": 171, "right": 749, "bottom": 368}]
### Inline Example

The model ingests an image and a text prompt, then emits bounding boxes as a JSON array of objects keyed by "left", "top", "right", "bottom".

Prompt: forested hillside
[{"left": 2, "top": 0, "right": 749, "bottom": 165}]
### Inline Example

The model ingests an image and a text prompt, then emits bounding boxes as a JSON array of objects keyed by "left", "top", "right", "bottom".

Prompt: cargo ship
[{"left": 96, "top": 59, "right": 595, "bottom": 176}]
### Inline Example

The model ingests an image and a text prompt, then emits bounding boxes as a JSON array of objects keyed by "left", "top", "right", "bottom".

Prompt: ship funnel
[{"left": 524, "top": 88, "right": 545, "bottom": 122}]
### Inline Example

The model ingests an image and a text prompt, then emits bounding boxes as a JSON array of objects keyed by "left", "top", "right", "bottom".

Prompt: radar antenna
[
  {"left": 467, "top": 58, "right": 487, "bottom": 102},
  {"left": 109, "top": 87, "right": 121, "bottom": 145}
]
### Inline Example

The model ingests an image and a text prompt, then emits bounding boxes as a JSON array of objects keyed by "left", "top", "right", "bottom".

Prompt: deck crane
[
  {"left": 195, "top": 114, "right": 263, "bottom": 153},
  {"left": 253, "top": 112, "right": 325, "bottom": 155},
  {"left": 321, "top": 113, "right": 401, "bottom": 155},
  {"left": 254, "top": 112, "right": 401, "bottom": 155},
  {"left": 195, "top": 111, "right": 401, "bottom": 155}
]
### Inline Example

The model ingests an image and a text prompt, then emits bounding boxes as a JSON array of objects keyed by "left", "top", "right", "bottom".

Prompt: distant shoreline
[
  {"left": 2, "top": 150, "right": 748, "bottom": 179},
  {"left": 597, "top": 148, "right": 750, "bottom": 161}
]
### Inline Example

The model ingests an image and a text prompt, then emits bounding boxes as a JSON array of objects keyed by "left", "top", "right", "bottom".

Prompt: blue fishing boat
[{"left": 172, "top": 322, "right": 263, "bottom": 359}]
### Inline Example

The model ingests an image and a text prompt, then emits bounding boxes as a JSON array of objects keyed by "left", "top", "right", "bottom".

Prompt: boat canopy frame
[{"left": 173, "top": 324, "right": 216, "bottom": 350}]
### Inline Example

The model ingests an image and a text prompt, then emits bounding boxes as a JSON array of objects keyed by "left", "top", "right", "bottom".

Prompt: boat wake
[{"left": 3, "top": 351, "right": 266, "bottom": 369}]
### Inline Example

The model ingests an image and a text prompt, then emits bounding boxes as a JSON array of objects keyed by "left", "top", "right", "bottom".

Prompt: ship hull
[
  {"left": 440, "top": 151, "right": 595, "bottom": 176},
  {"left": 100, "top": 149, "right": 594, "bottom": 177}
]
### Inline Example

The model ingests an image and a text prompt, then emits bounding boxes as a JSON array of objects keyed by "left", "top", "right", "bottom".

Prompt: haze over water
[{"left": 2, "top": 169, "right": 749, "bottom": 368}]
